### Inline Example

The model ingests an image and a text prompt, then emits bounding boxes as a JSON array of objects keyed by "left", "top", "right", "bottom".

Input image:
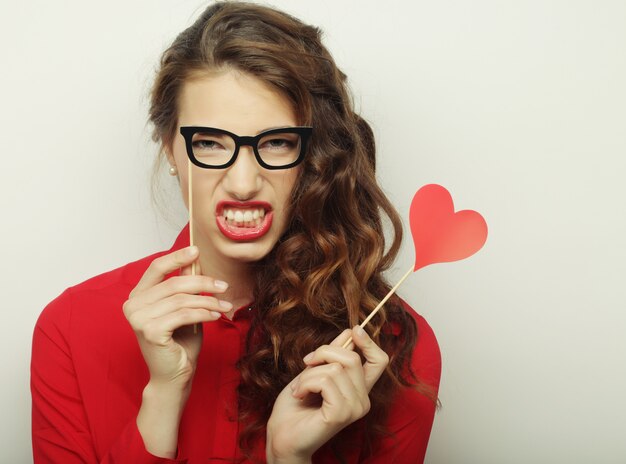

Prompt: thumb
[{"left": 351, "top": 325, "right": 389, "bottom": 390}]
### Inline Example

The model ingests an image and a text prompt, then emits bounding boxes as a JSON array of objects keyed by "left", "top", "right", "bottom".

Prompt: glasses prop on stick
[
  {"left": 342, "top": 184, "right": 488, "bottom": 349},
  {"left": 188, "top": 159, "right": 199, "bottom": 334}
]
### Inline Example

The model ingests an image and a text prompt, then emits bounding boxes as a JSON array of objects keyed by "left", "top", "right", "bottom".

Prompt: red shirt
[{"left": 31, "top": 224, "right": 441, "bottom": 463}]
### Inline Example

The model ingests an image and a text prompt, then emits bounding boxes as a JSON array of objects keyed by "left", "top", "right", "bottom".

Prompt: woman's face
[{"left": 167, "top": 69, "right": 301, "bottom": 264}]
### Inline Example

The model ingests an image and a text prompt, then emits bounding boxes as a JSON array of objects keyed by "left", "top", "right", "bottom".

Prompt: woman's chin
[{"left": 218, "top": 240, "right": 275, "bottom": 264}]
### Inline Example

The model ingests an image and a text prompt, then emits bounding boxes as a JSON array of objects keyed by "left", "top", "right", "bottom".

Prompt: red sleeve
[
  {"left": 30, "top": 289, "right": 187, "bottom": 464},
  {"left": 362, "top": 308, "right": 442, "bottom": 464}
]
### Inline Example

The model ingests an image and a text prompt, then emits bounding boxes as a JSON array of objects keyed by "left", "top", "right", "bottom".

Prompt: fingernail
[
  {"left": 210, "top": 311, "right": 221, "bottom": 318},
  {"left": 303, "top": 352, "right": 314, "bottom": 363},
  {"left": 355, "top": 325, "right": 365, "bottom": 337},
  {"left": 219, "top": 300, "right": 233, "bottom": 310},
  {"left": 214, "top": 280, "right": 228, "bottom": 290},
  {"left": 187, "top": 246, "right": 198, "bottom": 256}
]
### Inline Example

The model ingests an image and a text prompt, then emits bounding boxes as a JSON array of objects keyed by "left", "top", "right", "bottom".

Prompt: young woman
[{"left": 31, "top": 2, "right": 441, "bottom": 463}]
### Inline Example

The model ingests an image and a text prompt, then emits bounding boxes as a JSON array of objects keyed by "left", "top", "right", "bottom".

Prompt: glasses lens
[
  {"left": 190, "top": 130, "right": 236, "bottom": 166},
  {"left": 257, "top": 132, "right": 303, "bottom": 167}
]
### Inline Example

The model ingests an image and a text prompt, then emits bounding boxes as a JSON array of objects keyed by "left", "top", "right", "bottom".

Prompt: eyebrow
[
  {"left": 189, "top": 125, "right": 298, "bottom": 135},
  {"left": 258, "top": 125, "right": 296, "bottom": 133}
]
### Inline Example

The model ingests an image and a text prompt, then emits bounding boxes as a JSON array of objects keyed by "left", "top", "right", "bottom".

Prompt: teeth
[{"left": 222, "top": 208, "right": 267, "bottom": 227}]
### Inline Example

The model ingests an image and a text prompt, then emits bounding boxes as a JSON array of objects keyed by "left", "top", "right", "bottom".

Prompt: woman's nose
[{"left": 222, "top": 146, "right": 262, "bottom": 200}]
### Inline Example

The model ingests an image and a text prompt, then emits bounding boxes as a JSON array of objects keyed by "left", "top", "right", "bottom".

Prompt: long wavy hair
[{"left": 149, "top": 2, "right": 435, "bottom": 461}]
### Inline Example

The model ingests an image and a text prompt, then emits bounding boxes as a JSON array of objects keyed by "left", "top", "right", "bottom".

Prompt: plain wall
[{"left": 1, "top": 0, "right": 625, "bottom": 462}]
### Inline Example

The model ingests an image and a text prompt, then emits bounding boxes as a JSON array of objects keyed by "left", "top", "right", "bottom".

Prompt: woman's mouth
[
  {"left": 215, "top": 201, "right": 273, "bottom": 241},
  {"left": 222, "top": 207, "right": 266, "bottom": 227}
]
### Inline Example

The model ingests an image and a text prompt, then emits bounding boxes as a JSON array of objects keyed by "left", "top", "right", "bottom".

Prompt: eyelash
[{"left": 193, "top": 140, "right": 225, "bottom": 150}]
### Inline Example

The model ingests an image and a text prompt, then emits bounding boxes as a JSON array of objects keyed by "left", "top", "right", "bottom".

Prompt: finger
[
  {"left": 303, "top": 345, "right": 367, "bottom": 397},
  {"left": 173, "top": 317, "right": 204, "bottom": 342},
  {"left": 330, "top": 329, "right": 354, "bottom": 350},
  {"left": 128, "top": 294, "right": 232, "bottom": 327},
  {"left": 132, "top": 246, "right": 199, "bottom": 295},
  {"left": 161, "top": 294, "right": 232, "bottom": 315},
  {"left": 350, "top": 326, "right": 389, "bottom": 391},
  {"left": 139, "top": 275, "right": 229, "bottom": 306},
  {"left": 180, "top": 253, "right": 203, "bottom": 276},
  {"left": 293, "top": 362, "right": 358, "bottom": 404},
  {"left": 139, "top": 308, "right": 221, "bottom": 345},
  {"left": 293, "top": 365, "right": 366, "bottom": 424}
]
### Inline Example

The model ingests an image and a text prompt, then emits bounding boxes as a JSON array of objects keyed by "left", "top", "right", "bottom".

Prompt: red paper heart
[{"left": 410, "top": 184, "right": 488, "bottom": 271}]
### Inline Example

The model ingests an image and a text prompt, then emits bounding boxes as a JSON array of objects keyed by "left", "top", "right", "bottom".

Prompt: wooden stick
[
  {"left": 342, "top": 265, "right": 413, "bottom": 349},
  {"left": 188, "top": 160, "right": 196, "bottom": 276},
  {"left": 188, "top": 160, "right": 198, "bottom": 334}
]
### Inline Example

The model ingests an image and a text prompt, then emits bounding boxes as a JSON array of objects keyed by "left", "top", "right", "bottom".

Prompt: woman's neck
[{"left": 196, "top": 245, "right": 255, "bottom": 319}]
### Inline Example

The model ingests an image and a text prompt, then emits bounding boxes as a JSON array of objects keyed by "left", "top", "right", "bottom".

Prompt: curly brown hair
[{"left": 148, "top": 1, "right": 435, "bottom": 461}]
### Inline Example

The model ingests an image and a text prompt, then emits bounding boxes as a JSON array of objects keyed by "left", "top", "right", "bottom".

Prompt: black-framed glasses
[{"left": 179, "top": 126, "right": 313, "bottom": 170}]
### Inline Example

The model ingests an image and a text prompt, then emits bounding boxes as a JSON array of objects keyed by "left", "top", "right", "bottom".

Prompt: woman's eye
[
  {"left": 192, "top": 139, "right": 224, "bottom": 150},
  {"left": 261, "top": 138, "right": 294, "bottom": 150}
]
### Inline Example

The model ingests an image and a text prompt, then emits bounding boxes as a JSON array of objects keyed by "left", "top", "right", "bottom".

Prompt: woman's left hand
[{"left": 266, "top": 326, "right": 389, "bottom": 464}]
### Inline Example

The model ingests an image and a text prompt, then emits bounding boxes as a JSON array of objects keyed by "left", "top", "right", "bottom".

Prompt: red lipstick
[{"left": 215, "top": 201, "right": 273, "bottom": 241}]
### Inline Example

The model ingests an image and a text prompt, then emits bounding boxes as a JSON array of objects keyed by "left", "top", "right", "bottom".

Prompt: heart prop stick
[
  {"left": 342, "top": 184, "right": 488, "bottom": 348},
  {"left": 188, "top": 160, "right": 198, "bottom": 334}
]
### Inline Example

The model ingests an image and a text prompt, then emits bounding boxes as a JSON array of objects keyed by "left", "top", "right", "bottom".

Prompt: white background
[{"left": 1, "top": 0, "right": 625, "bottom": 462}]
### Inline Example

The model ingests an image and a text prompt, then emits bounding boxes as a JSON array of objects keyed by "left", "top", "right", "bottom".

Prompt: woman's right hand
[
  {"left": 124, "top": 245, "right": 233, "bottom": 457},
  {"left": 123, "top": 245, "right": 233, "bottom": 391}
]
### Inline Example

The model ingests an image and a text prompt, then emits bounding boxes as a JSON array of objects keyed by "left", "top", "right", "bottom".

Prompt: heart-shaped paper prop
[{"left": 410, "top": 184, "right": 488, "bottom": 271}]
